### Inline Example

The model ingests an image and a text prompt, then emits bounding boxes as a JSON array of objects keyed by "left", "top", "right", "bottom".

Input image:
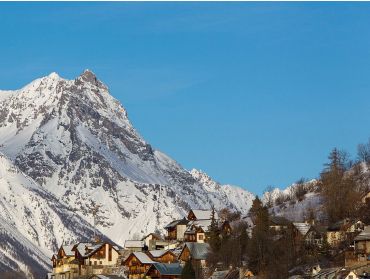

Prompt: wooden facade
[
  {"left": 123, "top": 253, "right": 154, "bottom": 279},
  {"left": 147, "top": 251, "right": 177, "bottom": 263}
]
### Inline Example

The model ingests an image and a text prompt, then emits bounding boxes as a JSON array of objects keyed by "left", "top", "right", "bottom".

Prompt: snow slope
[{"left": 0, "top": 70, "right": 255, "bottom": 275}]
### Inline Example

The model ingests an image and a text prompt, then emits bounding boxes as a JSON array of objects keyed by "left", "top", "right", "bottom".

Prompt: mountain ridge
[{"left": 0, "top": 70, "right": 255, "bottom": 277}]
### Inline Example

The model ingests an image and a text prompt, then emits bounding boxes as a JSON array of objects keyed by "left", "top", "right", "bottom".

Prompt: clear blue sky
[{"left": 1, "top": 2, "right": 370, "bottom": 195}]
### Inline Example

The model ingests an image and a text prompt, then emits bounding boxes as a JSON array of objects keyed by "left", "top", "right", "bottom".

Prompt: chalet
[
  {"left": 353, "top": 226, "right": 370, "bottom": 265},
  {"left": 51, "top": 245, "right": 78, "bottom": 279},
  {"left": 146, "top": 250, "right": 177, "bottom": 263},
  {"left": 72, "top": 242, "right": 121, "bottom": 276},
  {"left": 269, "top": 216, "right": 290, "bottom": 232},
  {"left": 293, "top": 222, "right": 324, "bottom": 248},
  {"left": 51, "top": 242, "right": 120, "bottom": 278},
  {"left": 164, "top": 218, "right": 188, "bottom": 241},
  {"left": 179, "top": 242, "right": 210, "bottom": 278},
  {"left": 142, "top": 233, "right": 163, "bottom": 250},
  {"left": 327, "top": 219, "right": 364, "bottom": 247},
  {"left": 123, "top": 251, "right": 157, "bottom": 279},
  {"left": 184, "top": 222, "right": 207, "bottom": 243},
  {"left": 144, "top": 263, "right": 182, "bottom": 279},
  {"left": 124, "top": 240, "right": 145, "bottom": 252}
]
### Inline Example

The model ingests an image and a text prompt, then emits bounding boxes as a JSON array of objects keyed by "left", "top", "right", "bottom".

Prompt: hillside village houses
[{"left": 50, "top": 206, "right": 370, "bottom": 279}]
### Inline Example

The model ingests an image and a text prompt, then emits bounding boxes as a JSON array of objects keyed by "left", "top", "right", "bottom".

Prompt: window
[
  {"left": 94, "top": 261, "right": 97, "bottom": 265},
  {"left": 198, "top": 234, "right": 204, "bottom": 240},
  {"left": 348, "top": 275, "right": 353, "bottom": 279},
  {"left": 100, "top": 261, "right": 102, "bottom": 264}
]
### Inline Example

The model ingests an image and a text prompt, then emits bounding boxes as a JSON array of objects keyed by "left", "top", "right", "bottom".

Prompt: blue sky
[{"left": 1, "top": 2, "right": 370, "bottom": 195}]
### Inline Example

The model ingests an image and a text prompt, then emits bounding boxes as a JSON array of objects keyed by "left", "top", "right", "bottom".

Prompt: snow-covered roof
[
  {"left": 62, "top": 245, "right": 75, "bottom": 256},
  {"left": 185, "top": 219, "right": 212, "bottom": 233},
  {"left": 354, "top": 226, "right": 370, "bottom": 241},
  {"left": 124, "top": 240, "right": 144, "bottom": 248},
  {"left": 189, "top": 209, "right": 218, "bottom": 220},
  {"left": 148, "top": 250, "right": 168, "bottom": 258},
  {"left": 182, "top": 242, "right": 210, "bottom": 260},
  {"left": 164, "top": 218, "right": 188, "bottom": 229},
  {"left": 293, "top": 223, "right": 311, "bottom": 236},
  {"left": 132, "top": 252, "right": 157, "bottom": 264}
]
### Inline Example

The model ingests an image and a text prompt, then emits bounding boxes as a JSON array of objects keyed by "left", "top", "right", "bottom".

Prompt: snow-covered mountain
[{"left": 0, "top": 70, "right": 254, "bottom": 276}]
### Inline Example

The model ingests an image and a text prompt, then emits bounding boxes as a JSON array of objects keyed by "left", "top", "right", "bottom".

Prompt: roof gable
[{"left": 180, "top": 242, "right": 210, "bottom": 260}]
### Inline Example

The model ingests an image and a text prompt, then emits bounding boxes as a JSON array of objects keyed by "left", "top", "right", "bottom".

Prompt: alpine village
[{"left": 50, "top": 147, "right": 370, "bottom": 279}]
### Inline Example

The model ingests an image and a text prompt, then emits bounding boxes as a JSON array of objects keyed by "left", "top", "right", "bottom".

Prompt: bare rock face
[{"left": 0, "top": 70, "right": 255, "bottom": 277}]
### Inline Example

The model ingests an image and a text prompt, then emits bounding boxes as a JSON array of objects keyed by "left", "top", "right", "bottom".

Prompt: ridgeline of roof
[
  {"left": 354, "top": 225, "right": 370, "bottom": 241},
  {"left": 142, "top": 233, "right": 162, "bottom": 240},
  {"left": 190, "top": 209, "right": 218, "bottom": 220},
  {"left": 124, "top": 240, "right": 144, "bottom": 248},
  {"left": 164, "top": 218, "right": 188, "bottom": 229},
  {"left": 270, "top": 216, "right": 290, "bottom": 226},
  {"left": 149, "top": 263, "right": 182, "bottom": 276},
  {"left": 132, "top": 252, "right": 157, "bottom": 264},
  {"left": 183, "top": 242, "right": 210, "bottom": 260},
  {"left": 148, "top": 250, "right": 169, "bottom": 258},
  {"left": 293, "top": 223, "right": 311, "bottom": 236},
  {"left": 62, "top": 245, "right": 75, "bottom": 256}
]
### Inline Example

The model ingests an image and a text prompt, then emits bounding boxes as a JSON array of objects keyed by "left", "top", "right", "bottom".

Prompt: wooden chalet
[
  {"left": 124, "top": 240, "right": 145, "bottom": 252},
  {"left": 146, "top": 250, "right": 177, "bottom": 263},
  {"left": 51, "top": 242, "right": 120, "bottom": 279},
  {"left": 144, "top": 263, "right": 182, "bottom": 279},
  {"left": 123, "top": 250, "right": 179, "bottom": 279},
  {"left": 51, "top": 244, "right": 78, "bottom": 279},
  {"left": 184, "top": 223, "right": 206, "bottom": 243},
  {"left": 71, "top": 242, "right": 120, "bottom": 276},
  {"left": 179, "top": 242, "right": 210, "bottom": 278},
  {"left": 123, "top": 251, "right": 157, "bottom": 279},
  {"left": 269, "top": 216, "right": 291, "bottom": 232},
  {"left": 164, "top": 218, "right": 188, "bottom": 241},
  {"left": 142, "top": 233, "right": 162, "bottom": 250},
  {"left": 327, "top": 219, "right": 364, "bottom": 247},
  {"left": 345, "top": 225, "right": 370, "bottom": 267},
  {"left": 293, "top": 222, "right": 324, "bottom": 249}
]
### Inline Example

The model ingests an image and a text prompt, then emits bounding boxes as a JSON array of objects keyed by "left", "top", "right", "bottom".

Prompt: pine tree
[
  {"left": 208, "top": 205, "right": 221, "bottom": 252},
  {"left": 181, "top": 259, "right": 196, "bottom": 279}
]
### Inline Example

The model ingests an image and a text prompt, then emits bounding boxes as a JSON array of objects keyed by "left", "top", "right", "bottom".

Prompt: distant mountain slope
[
  {"left": 0, "top": 70, "right": 255, "bottom": 276},
  {"left": 0, "top": 153, "right": 102, "bottom": 277}
]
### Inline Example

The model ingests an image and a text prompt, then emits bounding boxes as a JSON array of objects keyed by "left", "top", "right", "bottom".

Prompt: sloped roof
[
  {"left": 270, "top": 216, "right": 290, "bottom": 226},
  {"left": 132, "top": 252, "right": 156, "bottom": 264},
  {"left": 142, "top": 233, "right": 162, "bottom": 240},
  {"left": 185, "top": 219, "right": 212, "bottom": 233},
  {"left": 293, "top": 223, "right": 311, "bottom": 236},
  {"left": 73, "top": 242, "right": 118, "bottom": 258},
  {"left": 124, "top": 240, "right": 144, "bottom": 248},
  {"left": 148, "top": 250, "right": 168, "bottom": 258},
  {"left": 183, "top": 242, "right": 210, "bottom": 260},
  {"left": 190, "top": 209, "right": 218, "bottom": 220},
  {"left": 164, "top": 218, "right": 188, "bottom": 229},
  {"left": 148, "top": 263, "right": 182, "bottom": 276},
  {"left": 354, "top": 225, "right": 370, "bottom": 241},
  {"left": 62, "top": 245, "right": 75, "bottom": 256}
]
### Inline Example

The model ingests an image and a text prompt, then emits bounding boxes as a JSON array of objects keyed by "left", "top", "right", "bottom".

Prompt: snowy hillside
[
  {"left": 0, "top": 153, "right": 106, "bottom": 277},
  {"left": 0, "top": 70, "right": 254, "bottom": 276},
  {"left": 262, "top": 180, "right": 326, "bottom": 222}
]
